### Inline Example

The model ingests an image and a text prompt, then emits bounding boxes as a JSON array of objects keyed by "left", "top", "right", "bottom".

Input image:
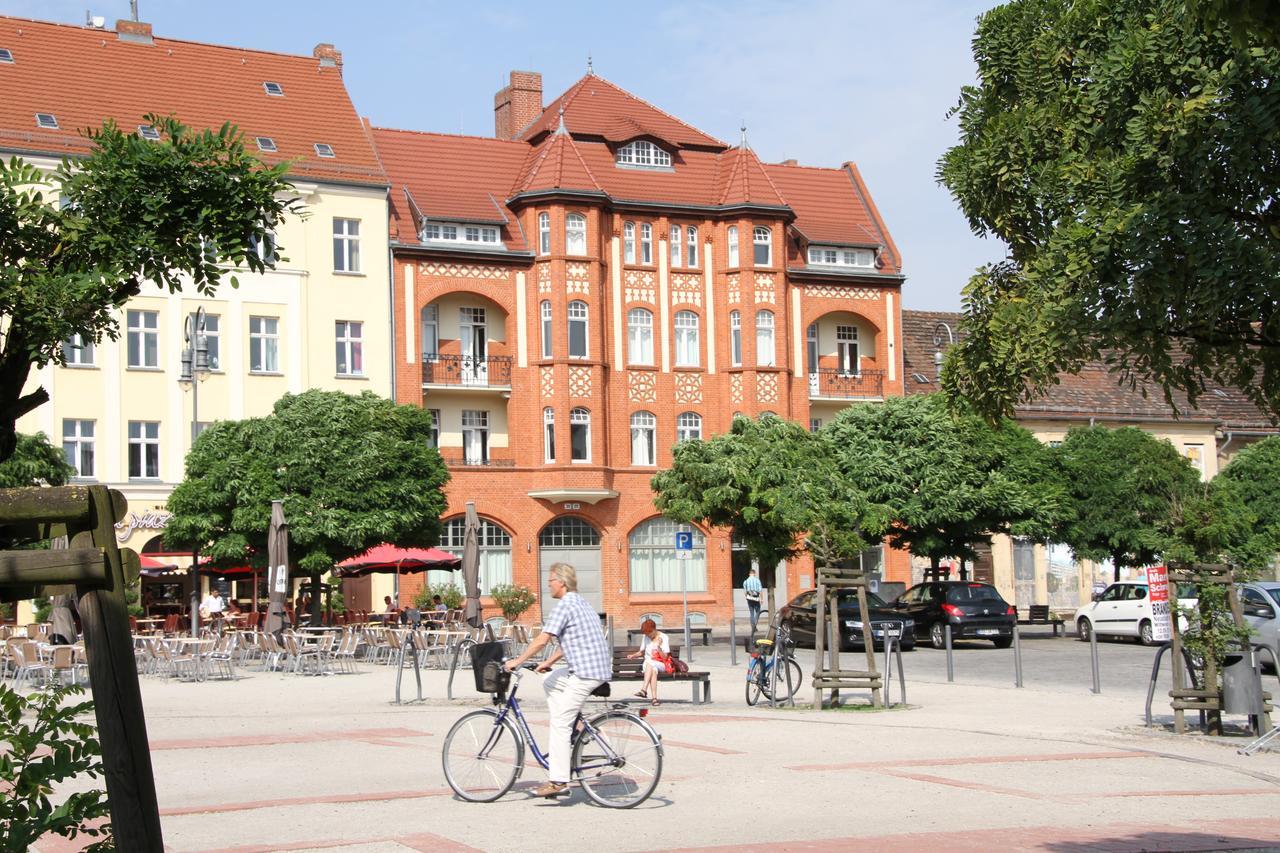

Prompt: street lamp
[{"left": 179, "top": 307, "right": 210, "bottom": 637}]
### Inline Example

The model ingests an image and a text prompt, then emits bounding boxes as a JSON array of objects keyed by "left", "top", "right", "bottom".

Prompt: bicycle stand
[{"left": 881, "top": 621, "right": 908, "bottom": 707}]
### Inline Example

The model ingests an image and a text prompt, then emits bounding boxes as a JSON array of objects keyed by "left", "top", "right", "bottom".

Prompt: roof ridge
[
  {"left": 562, "top": 128, "right": 603, "bottom": 191},
  {"left": 516, "top": 136, "right": 558, "bottom": 193},
  {"left": 584, "top": 73, "right": 727, "bottom": 148},
  {"left": 745, "top": 146, "right": 788, "bottom": 206},
  {"left": 371, "top": 125, "right": 530, "bottom": 147}
]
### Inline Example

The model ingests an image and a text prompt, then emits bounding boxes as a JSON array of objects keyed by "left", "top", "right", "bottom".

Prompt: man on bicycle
[{"left": 505, "top": 562, "right": 612, "bottom": 798}]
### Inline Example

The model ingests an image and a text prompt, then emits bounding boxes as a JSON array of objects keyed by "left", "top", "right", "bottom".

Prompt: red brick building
[{"left": 370, "top": 71, "right": 907, "bottom": 625}]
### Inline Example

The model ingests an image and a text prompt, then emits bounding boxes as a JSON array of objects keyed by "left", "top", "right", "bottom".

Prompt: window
[
  {"left": 421, "top": 304, "right": 439, "bottom": 360},
  {"left": 670, "top": 225, "right": 682, "bottom": 267},
  {"left": 570, "top": 408, "right": 591, "bottom": 462},
  {"left": 538, "top": 212, "right": 550, "bottom": 255},
  {"left": 540, "top": 301, "right": 552, "bottom": 359},
  {"left": 753, "top": 226, "right": 772, "bottom": 266},
  {"left": 727, "top": 226, "right": 739, "bottom": 267},
  {"left": 809, "top": 418, "right": 822, "bottom": 433},
  {"left": 256, "top": 137, "right": 277, "bottom": 153},
  {"left": 631, "top": 411, "right": 656, "bottom": 466},
  {"left": 623, "top": 222, "right": 636, "bottom": 263},
  {"left": 137, "top": 124, "right": 160, "bottom": 141},
  {"left": 0, "top": 48, "right": 13, "bottom": 63},
  {"left": 439, "top": 517, "right": 513, "bottom": 593},
  {"left": 1184, "top": 444, "right": 1205, "bottom": 477},
  {"left": 421, "top": 222, "right": 499, "bottom": 245},
  {"left": 421, "top": 223, "right": 456, "bottom": 242},
  {"left": 677, "top": 412, "right": 702, "bottom": 443},
  {"left": 462, "top": 410, "right": 489, "bottom": 464},
  {"left": 674, "top": 310, "right": 700, "bottom": 367},
  {"left": 63, "top": 333, "right": 94, "bottom": 366},
  {"left": 313, "top": 143, "right": 335, "bottom": 158},
  {"left": 126, "top": 310, "right": 159, "bottom": 368},
  {"left": 544, "top": 408, "right": 556, "bottom": 463},
  {"left": 627, "top": 308, "right": 654, "bottom": 365},
  {"left": 729, "top": 310, "right": 742, "bottom": 366},
  {"left": 837, "top": 325, "right": 859, "bottom": 374},
  {"left": 335, "top": 321, "right": 363, "bottom": 376},
  {"left": 568, "top": 300, "right": 588, "bottom": 359},
  {"left": 629, "top": 518, "right": 706, "bottom": 593},
  {"left": 35, "top": 113, "right": 58, "bottom": 129},
  {"left": 249, "top": 316, "right": 279, "bottom": 372},
  {"left": 427, "top": 409, "right": 441, "bottom": 448},
  {"left": 565, "top": 213, "right": 587, "bottom": 256},
  {"left": 640, "top": 223, "right": 652, "bottom": 265},
  {"left": 806, "top": 323, "right": 818, "bottom": 373},
  {"left": 128, "top": 421, "right": 160, "bottom": 479},
  {"left": 188, "top": 313, "right": 221, "bottom": 370},
  {"left": 616, "top": 140, "right": 671, "bottom": 168},
  {"left": 807, "top": 246, "right": 875, "bottom": 268},
  {"left": 263, "top": 81, "right": 284, "bottom": 96},
  {"left": 687, "top": 226, "right": 698, "bottom": 267},
  {"left": 62, "top": 420, "right": 94, "bottom": 478},
  {"left": 333, "top": 218, "right": 361, "bottom": 272},
  {"left": 248, "top": 228, "right": 276, "bottom": 264},
  {"left": 756, "top": 310, "right": 775, "bottom": 366},
  {"left": 540, "top": 516, "right": 601, "bottom": 547}
]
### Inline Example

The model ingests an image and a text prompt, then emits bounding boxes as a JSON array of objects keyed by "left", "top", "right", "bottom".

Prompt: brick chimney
[
  {"left": 494, "top": 71, "right": 543, "bottom": 140},
  {"left": 115, "top": 19, "right": 153, "bottom": 45},
  {"left": 781, "top": 159, "right": 798, "bottom": 167},
  {"left": 313, "top": 43, "right": 342, "bottom": 69}
]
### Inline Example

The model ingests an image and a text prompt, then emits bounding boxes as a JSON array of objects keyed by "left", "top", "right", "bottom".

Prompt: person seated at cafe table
[{"left": 432, "top": 595, "right": 448, "bottom": 613}]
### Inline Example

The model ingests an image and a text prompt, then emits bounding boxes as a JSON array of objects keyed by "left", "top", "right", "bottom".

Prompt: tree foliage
[
  {"left": 0, "top": 432, "right": 74, "bottom": 488},
  {"left": 164, "top": 390, "right": 450, "bottom": 576},
  {"left": 937, "top": 0, "right": 1280, "bottom": 421},
  {"left": 0, "top": 114, "right": 294, "bottom": 461},
  {"left": 823, "top": 394, "right": 1066, "bottom": 573},
  {"left": 1212, "top": 436, "right": 1280, "bottom": 567}
]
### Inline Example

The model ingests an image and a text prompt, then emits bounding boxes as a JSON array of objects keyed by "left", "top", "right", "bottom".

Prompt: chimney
[
  {"left": 494, "top": 71, "right": 542, "bottom": 140},
  {"left": 313, "top": 43, "right": 342, "bottom": 69},
  {"left": 115, "top": 18, "right": 153, "bottom": 45},
  {"left": 781, "top": 159, "right": 798, "bottom": 167}
]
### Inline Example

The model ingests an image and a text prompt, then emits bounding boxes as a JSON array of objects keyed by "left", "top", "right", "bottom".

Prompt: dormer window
[
  {"left": 808, "top": 246, "right": 875, "bottom": 268},
  {"left": 137, "top": 124, "right": 160, "bottom": 140},
  {"left": 314, "top": 143, "right": 335, "bottom": 158},
  {"left": 256, "top": 137, "right": 277, "bottom": 153},
  {"left": 35, "top": 113, "right": 58, "bottom": 129},
  {"left": 616, "top": 140, "right": 671, "bottom": 169},
  {"left": 421, "top": 221, "right": 502, "bottom": 246},
  {"left": 0, "top": 48, "right": 14, "bottom": 63},
  {"left": 263, "top": 81, "right": 284, "bottom": 96}
]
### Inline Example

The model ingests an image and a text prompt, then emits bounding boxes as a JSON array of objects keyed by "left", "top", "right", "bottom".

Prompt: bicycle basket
[{"left": 471, "top": 641, "right": 508, "bottom": 693}]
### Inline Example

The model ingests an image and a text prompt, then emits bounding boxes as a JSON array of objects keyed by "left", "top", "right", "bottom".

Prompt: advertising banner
[{"left": 1146, "top": 565, "right": 1172, "bottom": 642}]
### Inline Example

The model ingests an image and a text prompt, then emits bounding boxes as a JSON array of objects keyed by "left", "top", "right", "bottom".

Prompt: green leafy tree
[
  {"left": 1214, "top": 437, "right": 1280, "bottom": 569},
  {"left": 824, "top": 395, "right": 1067, "bottom": 577},
  {"left": 164, "top": 390, "right": 450, "bottom": 626},
  {"left": 937, "top": 0, "right": 1280, "bottom": 421},
  {"left": 490, "top": 584, "right": 537, "bottom": 622},
  {"left": 0, "top": 432, "right": 74, "bottom": 488},
  {"left": 1054, "top": 426, "right": 1201, "bottom": 581}
]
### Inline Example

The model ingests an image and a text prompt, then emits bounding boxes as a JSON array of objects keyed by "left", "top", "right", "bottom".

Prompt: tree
[
  {"left": 164, "top": 390, "right": 450, "bottom": 625},
  {"left": 1053, "top": 426, "right": 1201, "bottom": 581},
  {"left": 0, "top": 432, "right": 74, "bottom": 488},
  {"left": 823, "top": 395, "right": 1067, "bottom": 577},
  {"left": 1213, "top": 436, "right": 1280, "bottom": 568},
  {"left": 0, "top": 114, "right": 293, "bottom": 462},
  {"left": 936, "top": 0, "right": 1280, "bottom": 422}
]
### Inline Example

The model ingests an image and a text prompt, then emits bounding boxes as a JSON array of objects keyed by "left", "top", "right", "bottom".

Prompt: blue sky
[{"left": 4, "top": 0, "right": 1006, "bottom": 311}]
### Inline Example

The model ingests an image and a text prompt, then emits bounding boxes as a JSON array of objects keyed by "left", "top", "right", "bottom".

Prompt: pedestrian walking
[{"left": 744, "top": 568, "right": 763, "bottom": 634}]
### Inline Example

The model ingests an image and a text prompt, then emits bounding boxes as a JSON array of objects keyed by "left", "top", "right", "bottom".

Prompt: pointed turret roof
[
  {"left": 714, "top": 144, "right": 788, "bottom": 207},
  {"left": 513, "top": 115, "right": 604, "bottom": 195}
]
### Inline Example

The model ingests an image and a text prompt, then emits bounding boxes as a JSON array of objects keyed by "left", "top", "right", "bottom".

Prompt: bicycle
[
  {"left": 442, "top": 662, "right": 664, "bottom": 808},
  {"left": 745, "top": 622, "right": 801, "bottom": 706}
]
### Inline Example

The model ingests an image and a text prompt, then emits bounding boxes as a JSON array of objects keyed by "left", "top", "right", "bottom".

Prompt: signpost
[
  {"left": 1147, "top": 564, "right": 1172, "bottom": 643},
  {"left": 675, "top": 530, "right": 692, "bottom": 658}
]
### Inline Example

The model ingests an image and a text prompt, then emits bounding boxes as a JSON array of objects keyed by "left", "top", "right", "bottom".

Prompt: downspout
[
  {"left": 1218, "top": 431, "right": 1235, "bottom": 461},
  {"left": 386, "top": 201, "right": 397, "bottom": 402}
]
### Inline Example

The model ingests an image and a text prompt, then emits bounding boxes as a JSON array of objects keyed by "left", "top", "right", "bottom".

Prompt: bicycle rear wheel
[
  {"left": 442, "top": 708, "right": 524, "bottom": 802},
  {"left": 745, "top": 657, "right": 764, "bottom": 706},
  {"left": 573, "top": 711, "right": 663, "bottom": 808},
  {"left": 762, "top": 657, "right": 802, "bottom": 701}
]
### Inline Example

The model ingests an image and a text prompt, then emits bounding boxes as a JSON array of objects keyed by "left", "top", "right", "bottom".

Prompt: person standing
[
  {"left": 50, "top": 594, "right": 79, "bottom": 645},
  {"left": 744, "top": 568, "right": 763, "bottom": 634},
  {"left": 505, "top": 563, "right": 612, "bottom": 799}
]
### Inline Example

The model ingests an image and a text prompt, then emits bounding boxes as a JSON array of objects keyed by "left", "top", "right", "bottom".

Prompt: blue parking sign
[{"left": 674, "top": 531, "right": 693, "bottom": 558}]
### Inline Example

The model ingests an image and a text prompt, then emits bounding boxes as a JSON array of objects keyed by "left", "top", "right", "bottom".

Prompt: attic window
[
  {"left": 314, "top": 143, "right": 335, "bottom": 158},
  {"left": 912, "top": 373, "right": 931, "bottom": 384},
  {"left": 256, "top": 137, "right": 278, "bottom": 153},
  {"left": 263, "top": 81, "right": 284, "bottom": 96},
  {"left": 0, "top": 48, "right": 13, "bottom": 63},
  {"left": 420, "top": 221, "right": 502, "bottom": 247},
  {"left": 137, "top": 124, "right": 160, "bottom": 140},
  {"left": 35, "top": 113, "right": 58, "bottom": 129},
  {"left": 808, "top": 246, "right": 875, "bottom": 268},
  {"left": 616, "top": 140, "right": 671, "bottom": 169},
  {"left": 1212, "top": 389, "right": 1229, "bottom": 398}
]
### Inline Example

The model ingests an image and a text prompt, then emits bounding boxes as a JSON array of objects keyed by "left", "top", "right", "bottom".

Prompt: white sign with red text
[{"left": 1146, "top": 565, "right": 1172, "bottom": 642}]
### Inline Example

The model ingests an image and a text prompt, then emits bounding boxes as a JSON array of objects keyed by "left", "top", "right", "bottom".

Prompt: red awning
[{"left": 336, "top": 544, "right": 461, "bottom": 577}]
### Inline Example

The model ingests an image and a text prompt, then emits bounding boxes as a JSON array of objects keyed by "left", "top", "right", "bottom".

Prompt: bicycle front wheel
[
  {"left": 573, "top": 711, "right": 663, "bottom": 808},
  {"left": 762, "top": 657, "right": 802, "bottom": 701},
  {"left": 442, "top": 708, "right": 524, "bottom": 802},
  {"left": 745, "top": 658, "right": 763, "bottom": 706}
]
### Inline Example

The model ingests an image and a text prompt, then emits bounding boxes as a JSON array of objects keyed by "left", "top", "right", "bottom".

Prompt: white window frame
[
  {"left": 676, "top": 412, "right": 702, "bottom": 443},
  {"left": 63, "top": 333, "right": 94, "bottom": 366},
  {"left": 616, "top": 140, "right": 671, "bottom": 168},
  {"left": 421, "top": 304, "right": 439, "bottom": 360},
  {"left": 629, "top": 518, "right": 707, "bottom": 593},
  {"left": 727, "top": 226, "right": 739, "bottom": 267},
  {"left": 624, "top": 221, "right": 636, "bottom": 264},
  {"left": 63, "top": 419, "right": 95, "bottom": 479},
  {"left": 627, "top": 308, "right": 654, "bottom": 365},
  {"left": 461, "top": 409, "right": 489, "bottom": 464},
  {"left": 333, "top": 218, "right": 361, "bottom": 273},
  {"left": 729, "top": 310, "right": 742, "bottom": 366},
  {"left": 543, "top": 407, "right": 556, "bottom": 463},
  {"left": 806, "top": 323, "right": 818, "bottom": 374},
  {"left": 756, "top": 310, "right": 776, "bottom": 367},
  {"left": 568, "top": 300, "right": 589, "bottom": 359},
  {"left": 640, "top": 223, "right": 653, "bottom": 265},
  {"left": 126, "top": 310, "right": 159, "bottom": 368},
  {"left": 687, "top": 226, "right": 698, "bottom": 267},
  {"left": 427, "top": 408, "right": 441, "bottom": 448},
  {"left": 753, "top": 226, "right": 772, "bottom": 267},
  {"left": 674, "top": 310, "right": 700, "bottom": 367},
  {"left": 670, "top": 225, "right": 682, "bottom": 267},
  {"left": 809, "top": 418, "right": 822, "bottom": 433},
  {"left": 565, "top": 213, "right": 587, "bottom": 256},
  {"left": 540, "top": 300, "right": 553, "bottom": 359},
  {"left": 538, "top": 212, "right": 551, "bottom": 255},
  {"left": 249, "top": 316, "right": 280, "bottom": 373},
  {"left": 836, "top": 324, "right": 859, "bottom": 375},
  {"left": 630, "top": 411, "right": 657, "bottom": 466},
  {"left": 335, "top": 320, "right": 364, "bottom": 376},
  {"left": 127, "top": 421, "right": 160, "bottom": 480},
  {"left": 570, "top": 408, "right": 591, "bottom": 463},
  {"left": 807, "top": 245, "right": 875, "bottom": 268}
]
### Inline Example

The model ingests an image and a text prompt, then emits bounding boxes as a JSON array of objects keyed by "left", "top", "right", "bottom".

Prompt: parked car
[
  {"left": 1241, "top": 582, "right": 1280, "bottom": 669},
  {"left": 888, "top": 581, "right": 1016, "bottom": 649},
  {"left": 1073, "top": 580, "right": 1196, "bottom": 645},
  {"left": 779, "top": 588, "right": 916, "bottom": 652}
]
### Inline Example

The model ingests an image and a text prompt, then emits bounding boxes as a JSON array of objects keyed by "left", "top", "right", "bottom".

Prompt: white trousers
[{"left": 543, "top": 668, "right": 604, "bottom": 784}]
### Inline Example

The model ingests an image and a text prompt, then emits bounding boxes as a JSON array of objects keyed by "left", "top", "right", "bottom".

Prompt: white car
[
  {"left": 1074, "top": 581, "right": 1196, "bottom": 645},
  {"left": 1241, "top": 582, "right": 1280, "bottom": 668}
]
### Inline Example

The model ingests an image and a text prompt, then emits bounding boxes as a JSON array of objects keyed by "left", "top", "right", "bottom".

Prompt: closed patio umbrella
[
  {"left": 266, "top": 500, "right": 289, "bottom": 635},
  {"left": 462, "top": 502, "right": 481, "bottom": 628}
]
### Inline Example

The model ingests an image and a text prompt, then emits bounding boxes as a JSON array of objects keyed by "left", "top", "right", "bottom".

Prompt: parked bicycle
[
  {"left": 745, "top": 622, "right": 801, "bottom": 706},
  {"left": 442, "top": 661, "right": 664, "bottom": 808}
]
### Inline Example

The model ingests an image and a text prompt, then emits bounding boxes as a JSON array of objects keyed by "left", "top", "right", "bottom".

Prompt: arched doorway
[{"left": 538, "top": 517, "right": 602, "bottom": 618}]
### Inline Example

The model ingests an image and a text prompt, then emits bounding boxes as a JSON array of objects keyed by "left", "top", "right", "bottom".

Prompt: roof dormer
[{"left": 615, "top": 139, "right": 672, "bottom": 170}]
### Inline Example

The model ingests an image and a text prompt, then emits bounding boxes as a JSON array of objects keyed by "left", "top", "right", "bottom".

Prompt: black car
[
  {"left": 780, "top": 589, "right": 916, "bottom": 652},
  {"left": 889, "top": 581, "right": 1016, "bottom": 649}
]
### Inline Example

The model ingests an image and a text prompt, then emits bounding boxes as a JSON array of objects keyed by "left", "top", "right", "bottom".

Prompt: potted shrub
[{"left": 490, "top": 583, "right": 536, "bottom": 623}]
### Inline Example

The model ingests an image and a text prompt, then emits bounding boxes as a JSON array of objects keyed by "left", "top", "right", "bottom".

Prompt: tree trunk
[
  {"left": 930, "top": 554, "right": 941, "bottom": 582},
  {"left": 309, "top": 575, "right": 322, "bottom": 627},
  {"left": 1113, "top": 553, "right": 1123, "bottom": 584}
]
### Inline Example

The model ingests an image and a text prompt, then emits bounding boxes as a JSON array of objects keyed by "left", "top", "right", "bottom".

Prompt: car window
[
  {"left": 1176, "top": 583, "right": 1197, "bottom": 600},
  {"left": 1100, "top": 585, "right": 1124, "bottom": 602},
  {"left": 1129, "top": 586, "right": 1147, "bottom": 601},
  {"left": 946, "top": 584, "right": 1003, "bottom": 604},
  {"left": 791, "top": 591, "right": 816, "bottom": 609},
  {"left": 1266, "top": 589, "right": 1280, "bottom": 610},
  {"left": 837, "top": 590, "right": 887, "bottom": 608},
  {"left": 1242, "top": 588, "right": 1266, "bottom": 607}
]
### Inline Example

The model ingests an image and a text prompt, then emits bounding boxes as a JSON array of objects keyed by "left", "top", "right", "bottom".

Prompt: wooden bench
[
  {"left": 1017, "top": 604, "right": 1065, "bottom": 636},
  {"left": 627, "top": 626, "right": 711, "bottom": 646},
  {"left": 611, "top": 646, "right": 711, "bottom": 704}
]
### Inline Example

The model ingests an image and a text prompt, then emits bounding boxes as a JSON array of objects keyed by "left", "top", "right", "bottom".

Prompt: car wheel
[
  {"left": 929, "top": 622, "right": 946, "bottom": 650},
  {"left": 1138, "top": 620, "right": 1154, "bottom": 646},
  {"left": 1077, "top": 617, "right": 1092, "bottom": 642},
  {"left": 901, "top": 639, "right": 915, "bottom": 652},
  {"left": 993, "top": 637, "right": 1012, "bottom": 649}
]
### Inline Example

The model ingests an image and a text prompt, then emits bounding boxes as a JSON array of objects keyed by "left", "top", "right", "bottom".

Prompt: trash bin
[{"left": 1222, "top": 652, "right": 1265, "bottom": 715}]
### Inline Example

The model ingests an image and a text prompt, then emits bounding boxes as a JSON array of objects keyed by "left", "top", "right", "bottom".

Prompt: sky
[{"left": 2, "top": 0, "right": 1007, "bottom": 311}]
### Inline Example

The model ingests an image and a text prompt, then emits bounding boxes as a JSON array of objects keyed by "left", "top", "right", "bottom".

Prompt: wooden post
[
  {"left": 813, "top": 575, "right": 826, "bottom": 710},
  {"left": 856, "top": 583, "right": 882, "bottom": 708},
  {"left": 1169, "top": 590, "right": 1188, "bottom": 734},
  {"left": 827, "top": 586, "right": 840, "bottom": 706}
]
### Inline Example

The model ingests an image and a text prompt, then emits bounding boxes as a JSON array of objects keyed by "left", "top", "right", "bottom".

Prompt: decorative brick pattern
[
  {"left": 754, "top": 288, "right": 777, "bottom": 304},
  {"left": 569, "top": 365, "right": 593, "bottom": 398},
  {"left": 419, "top": 262, "right": 506, "bottom": 280},
  {"left": 803, "top": 284, "right": 877, "bottom": 300},
  {"left": 675, "top": 372, "right": 702, "bottom": 404},
  {"left": 727, "top": 273, "right": 741, "bottom": 305},
  {"left": 628, "top": 370, "right": 657, "bottom": 403},
  {"left": 537, "top": 264, "right": 552, "bottom": 293},
  {"left": 540, "top": 366, "right": 554, "bottom": 398},
  {"left": 566, "top": 262, "right": 590, "bottom": 278},
  {"left": 730, "top": 373, "right": 743, "bottom": 405},
  {"left": 754, "top": 273, "right": 775, "bottom": 289},
  {"left": 625, "top": 286, "right": 656, "bottom": 303},
  {"left": 757, "top": 371, "right": 779, "bottom": 403},
  {"left": 671, "top": 273, "right": 702, "bottom": 307}
]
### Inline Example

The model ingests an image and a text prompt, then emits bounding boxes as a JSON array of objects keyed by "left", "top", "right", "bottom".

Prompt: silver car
[{"left": 1241, "top": 582, "right": 1280, "bottom": 669}]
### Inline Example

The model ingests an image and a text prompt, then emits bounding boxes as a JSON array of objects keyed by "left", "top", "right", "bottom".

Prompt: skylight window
[
  {"left": 314, "top": 143, "right": 335, "bottom": 158},
  {"left": 0, "top": 48, "right": 13, "bottom": 63},
  {"left": 263, "top": 81, "right": 284, "bottom": 96},
  {"left": 35, "top": 113, "right": 58, "bottom": 129},
  {"left": 137, "top": 124, "right": 160, "bottom": 140},
  {"left": 256, "top": 137, "right": 277, "bottom": 153}
]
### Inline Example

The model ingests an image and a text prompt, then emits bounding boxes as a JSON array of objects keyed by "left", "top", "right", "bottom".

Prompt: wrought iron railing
[
  {"left": 421, "top": 354, "right": 513, "bottom": 388},
  {"left": 808, "top": 368, "right": 886, "bottom": 399},
  {"left": 439, "top": 456, "right": 517, "bottom": 468}
]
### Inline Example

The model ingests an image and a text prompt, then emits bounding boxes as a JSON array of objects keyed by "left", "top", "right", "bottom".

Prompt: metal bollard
[
  {"left": 684, "top": 618, "right": 693, "bottom": 664},
  {"left": 1089, "top": 623, "right": 1101, "bottom": 694},
  {"left": 945, "top": 623, "right": 954, "bottom": 682},
  {"left": 1013, "top": 624, "right": 1023, "bottom": 688},
  {"left": 730, "top": 614, "right": 738, "bottom": 666},
  {"left": 607, "top": 615, "right": 615, "bottom": 651}
]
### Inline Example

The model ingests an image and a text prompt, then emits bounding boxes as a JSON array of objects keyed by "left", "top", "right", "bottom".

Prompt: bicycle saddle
[{"left": 591, "top": 682, "right": 612, "bottom": 697}]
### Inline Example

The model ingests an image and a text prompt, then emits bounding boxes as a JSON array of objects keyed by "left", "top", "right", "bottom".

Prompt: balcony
[
  {"left": 439, "top": 455, "right": 516, "bottom": 468},
  {"left": 808, "top": 368, "right": 885, "bottom": 400},
  {"left": 421, "top": 354, "right": 513, "bottom": 391}
]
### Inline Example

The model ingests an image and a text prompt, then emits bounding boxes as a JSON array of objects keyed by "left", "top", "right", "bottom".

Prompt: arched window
[
  {"left": 623, "top": 221, "right": 636, "bottom": 264},
  {"left": 677, "top": 411, "right": 702, "bottom": 443},
  {"left": 438, "top": 517, "right": 513, "bottom": 592},
  {"left": 674, "top": 310, "right": 700, "bottom": 367},
  {"left": 756, "top": 310, "right": 775, "bottom": 367},
  {"left": 420, "top": 304, "right": 438, "bottom": 360},
  {"left": 670, "top": 224, "right": 682, "bottom": 267},
  {"left": 727, "top": 226, "right": 739, "bottom": 267},
  {"left": 540, "top": 516, "right": 601, "bottom": 547},
  {"left": 629, "top": 518, "right": 706, "bottom": 592},
  {"left": 687, "top": 225, "right": 698, "bottom": 267},
  {"left": 540, "top": 300, "right": 552, "bottom": 359},
  {"left": 565, "top": 213, "right": 587, "bottom": 256},
  {"left": 543, "top": 407, "right": 555, "bottom": 463},
  {"left": 640, "top": 223, "right": 653, "bottom": 265},
  {"left": 570, "top": 407, "right": 591, "bottom": 462},
  {"left": 538, "top": 212, "right": 550, "bottom": 255},
  {"left": 630, "top": 411, "right": 656, "bottom": 466},
  {"left": 729, "top": 309, "right": 742, "bottom": 366},
  {"left": 753, "top": 226, "right": 772, "bottom": 266},
  {"left": 627, "top": 308, "right": 654, "bottom": 365},
  {"left": 616, "top": 140, "right": 671, "bottom": 168},
  {"left": 568, "top": 300, "right": 588, "bottom": 359}
]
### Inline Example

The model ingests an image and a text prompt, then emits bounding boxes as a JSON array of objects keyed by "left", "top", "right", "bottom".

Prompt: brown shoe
[{"left": 534, "top": 781, "right": 569, "bottom": 798}]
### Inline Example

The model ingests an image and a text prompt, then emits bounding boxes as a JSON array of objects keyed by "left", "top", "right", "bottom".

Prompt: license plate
[{"left": 977, "top": 629, "right": 999, "bottom": 636}]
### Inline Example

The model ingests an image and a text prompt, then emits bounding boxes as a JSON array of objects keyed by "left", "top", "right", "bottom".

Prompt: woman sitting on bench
[{"left": 627, "top": 618, "right": 671, "bottom": 706}]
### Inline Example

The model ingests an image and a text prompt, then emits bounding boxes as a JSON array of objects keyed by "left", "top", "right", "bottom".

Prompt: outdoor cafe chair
[
  {"left": 14, "top": 642, "right": 51, "bottom": 688},
  {"left": 282, "top": 633, "right": 321, "bottom": 675},
  {"left": 204, "top": 634, "right": 237, "bottom": 680},
  {"left": 48, "top": 645, "right": 85, "bottom": 686},
  {"left": 331, "top": 630, "right": 358, "bottom": 674}
]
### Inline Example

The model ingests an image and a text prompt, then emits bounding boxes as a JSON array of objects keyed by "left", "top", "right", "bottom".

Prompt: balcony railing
[
  {"left": 421, "top": 354, "right": 512, "bottom": 389},
  {"left": 808, "top": 368, "right": 886, "bottom": 399},
  {"left": 439, "top": 455, "right": 517, "bottom": 468}
]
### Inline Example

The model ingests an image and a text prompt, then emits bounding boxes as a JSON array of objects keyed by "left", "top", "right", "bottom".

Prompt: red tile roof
[
  {"left": 714, "top": 145, "right": 787, "bottom": 207},
  {"left": 514, "top": 122, "right": 604, "bottom": 195},
  {"left": 766, "top": 162, "right": 901, "bottom": 272},
  {"left": 0, "top": 15, "right": 385, "bottom": 186}
]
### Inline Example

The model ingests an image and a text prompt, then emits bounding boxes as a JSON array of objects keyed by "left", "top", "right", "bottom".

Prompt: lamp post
[{"left": 179, "top": 307, "right": 209, "bottom": 637}]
